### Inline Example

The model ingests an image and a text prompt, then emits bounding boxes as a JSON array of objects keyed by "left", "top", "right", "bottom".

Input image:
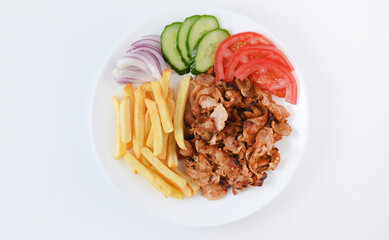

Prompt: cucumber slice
[
  {"left": 161, "top": 22, "right": 189, "bottom": 75},
  {"left": 186, "top": 15, "right": 219, "bottom": 60},
  {"left": 177, "top": 15, "right": 200, "bottom": 66},
  {"left": 190, "top": 29, "right": 230, "bottom": 75}
]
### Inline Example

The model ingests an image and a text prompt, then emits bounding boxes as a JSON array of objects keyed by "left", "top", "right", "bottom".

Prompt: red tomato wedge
[
  {"left": 214, "top": 32, "right": 274, "bottom": 81},
  {"left": 224, "top": 45, "right": 294, "bottom": 82},
  {"left": 234, "top": 58, "right": 297, "bottom": 104}
]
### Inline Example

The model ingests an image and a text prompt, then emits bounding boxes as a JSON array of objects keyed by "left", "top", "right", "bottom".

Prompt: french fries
[
  {"left": 174, "top": 76, "right": 191, "bottom": 149},
  {"left": 151, "top": 166, "right": 190, "bottom": 198},
  {"left": 141, "top": 82, "right": 153, "bottom": 92},
  {"left": 144, "top": 99, "right": 163, "bottom": 156},
  {"left": 123, "top": 84, "right": 134, "bottom": 98},
  {"left": 123, "top": 85, "right": 135, "bottom": 149},
  {"left": 158, "top": 98, "right": 173, "bottom": 160},
  {"left": 124, "top": 152, "right": 172, "bottom": 197},
  {"left": 141, "top": 147, "right": 187, "bottom": 188},
  {"left": 160, "top": 69, "right": 171, "bottom": 97},
  {"left": 168, "top": 90, "right": 174, "bottom": 100},
  {"left": 139, "top": 155, "right": 151, "bottom": 168},
  {"left": 112, "top": 97, "right": 126, "bottom": 159},
  {"left": 158, "top": 131, "right": 168, "bottom": 160},
  {"left": 174, "top": 168, "right": 200, "bottom": 195},
  {"left": 112, "top": 72, "right": 199, "bottom": 199},
  {"left": 151, "top": 81, "right": 173, "bottom": 133},
  {"left": 167, "top": 99, "right": 177, "bottom": 168},
  {"left": 133, "top": 88, "right": 146, "bottom": 158},
  {"left": 144, "top": 110, "right": 151, "bottom": 141},
  {"left": 146, "top": 126, "right": 154, "bottom": 149},
  {"left": 168, "top": 185, "right": 185, "bottom": 199},
  {"left": 120, "top": 96, "right": 132, "bottom": 143}
]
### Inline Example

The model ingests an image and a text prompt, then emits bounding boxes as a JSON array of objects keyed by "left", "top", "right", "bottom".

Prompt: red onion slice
[
  {"left": 127, "top": 51, "right": 161, "bottom": 79},
  {"left": 114, "top": 68, "right": 155, "bottom": 82},
  {"left": 142, "top": 35, "right": 160, "bottom": 41},
  {"left": 113, "top": 34, "right": 168, "bottom": 84},
  {"left": 131, "top": 39, "right": 161, "bottom": 49}
]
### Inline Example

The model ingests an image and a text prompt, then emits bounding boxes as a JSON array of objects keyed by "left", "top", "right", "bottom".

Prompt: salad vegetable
[{"left": 113, "top": 35, "right": 167, "bottom": 84}]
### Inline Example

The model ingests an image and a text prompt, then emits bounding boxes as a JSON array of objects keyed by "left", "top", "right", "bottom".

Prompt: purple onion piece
[
  {"left": 131, "top": 47, "right": 167, "bottom": 73},
  {"left": 142, "top": 35, "right": 160, "bottom": 41},
  {"left": 115, "top": 78, "right": 150, "bottom": 84},
  {"left": 125, "top": 51, "right": 161, "bottom": 79},
  {"left": 129, "top": 44, "right": 163, "bottom": 56},
  {"left": 131, "top": 39, "right": 161, "bottom": 49},
  {"left": 113, "top": 34, "right": 168, "bottom": 84},
  {"left": 115, "top": 56, "right": 150, "bottom": 74},
  {"left": 131, "top": 50, "right": 162, "bottom": 78}
]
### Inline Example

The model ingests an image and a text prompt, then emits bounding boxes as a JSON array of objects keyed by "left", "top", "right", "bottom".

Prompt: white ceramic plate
[{"left": 91, "top": 7, "right": 309, "bottom": 227}]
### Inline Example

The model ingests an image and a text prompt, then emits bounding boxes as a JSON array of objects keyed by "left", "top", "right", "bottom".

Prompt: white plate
[{"left": 91, "top": 7, "right": 309, "bottom": 227}]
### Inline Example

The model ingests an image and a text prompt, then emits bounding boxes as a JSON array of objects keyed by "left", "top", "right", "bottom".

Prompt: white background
[{"left": 1, "top": 0, "right": 388, "bottom": 239}]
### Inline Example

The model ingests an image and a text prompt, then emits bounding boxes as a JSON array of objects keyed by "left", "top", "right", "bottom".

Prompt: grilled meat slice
[{"left": 182, "top": 71, "right": 291, "bottom": 199}]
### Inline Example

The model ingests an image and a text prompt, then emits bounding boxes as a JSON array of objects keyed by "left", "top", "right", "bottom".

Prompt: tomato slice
[
  {"left": 224, "top": 45, "right": 294, "bottom": 82},
  {"left": 234, "top": 59, "right": 297, "bottom": 104},
  {"left": 214, "top": 32, "right": 274, "bottom": 82}
]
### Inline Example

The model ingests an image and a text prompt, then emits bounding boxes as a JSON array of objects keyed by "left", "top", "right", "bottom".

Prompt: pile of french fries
[{"left": 112, "top": 69, "right": 199, "bottom": 199}]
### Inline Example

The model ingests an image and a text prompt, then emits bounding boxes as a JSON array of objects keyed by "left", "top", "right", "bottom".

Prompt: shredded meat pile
[{"left": 180, "top": 68, "right": 292, "bottom": 200}]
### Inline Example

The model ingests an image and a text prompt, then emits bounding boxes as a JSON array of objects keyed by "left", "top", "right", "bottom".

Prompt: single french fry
[
  {"left": 141, "top": 147, "right": 187, "bottom": 188},
  {"left": 123, "top": 152, "right": 172, "bottom": 197},
  {"left": 139, "top": 155, "right": 151, "bottom": 168},
  {"left": 173, "top": 168, "right": 200, "bottom": 196},
  {"left": 151, "top": 81, "right": 173, "bottom": 133},
  {"left": 145, "top": 91, "right": 154, "bottom": 101},
  {"left": 158, "top": 98, "right": 172, "bottom": 160},
  {"left": 148, "top": 170, "right": 175, "bottom": 198},
  {"left": 146, "top": 126, "right": 154, "bottom": 150},
  {"left": 133, "top": 88, "right": 146, "bottom": 158},
  {"left": 144, "top": 99, "right": 163, "bottom": 156},
  {"left": 169, "top": 185, "right": 185, "bottom": 199},
  {"left": 123, "top": 84, "right": 134, "bottom": 99},
  {"left": 144, "top": 110, "right": 151, "bottom": 141},
  {"left": 168, "top": 89, "right": 174, "bottom": 100},
  {"left": 158, "top": 97, "right": 174, "bottom": 160},
  {"left": 167, "top": 99, "right": 178, "bottom": 168},
  {"left": 160, "top": 69, "right": 171, "bottom": 98},
  {"left": 141, "top": 82, "right": 153, "bottom": 92},
  {"left": 123, "top": 85, "right": 135, "bottom": 148},
  {"left": 167, "top": 133, "right": 178, "bottom": 168},
  {"left": 174, "top": 76, "right": 191, "bottom": 149},
  {"left": 120, "top": 96, "right": 132, "bottom": 143},
  {"left": 132, "top": 169, "right": 137, "bottom": 174},
  {"left": 151, "top": 166, "right": 192, "bottom": 198},
  {"left": 158, "top": 131, "right": 168, "bottom": 160},
  {"left": 112, "top": 97, "right": 126, "bottom": 159},
  {"left": 168, "top": 99, "right": 175, "bottom": 119}
]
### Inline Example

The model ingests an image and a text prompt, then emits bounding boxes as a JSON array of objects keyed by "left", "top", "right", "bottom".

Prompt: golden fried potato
[
  {"left": 141, "top": 147, "right": 187, "bottom": 188},
  {"left": 144, "top": 110, "right": 151, "bottom": 141},
  {"left": 146, "top": 125, "right": 154, "bottom": 150},
  {"left": 133, "top": 88, "right": 146, "bottom": 158},
  {"left": 168, "top": 89, "right": 174, "bottom": 100},
  {"left": 166, "top": 99, "right": 178, "bottom": 168},
  {"left": 160, "top": 69, "right": 171, "bottom": 97},
  {"left": 173, "top": 168, "right": 200, "bottom": 196},
  {"left": 120, "top": 96, "right": 132, "bottom": 143},
  {"left": 141, "top": 82, "right": 153, "bottom": 93},
  {"left": 151, "top": 81, "right": 173, "bottom": 133},
  {"left": 112, "top": 97, "right": 126, "bottom": 159},
  {"left": 124, "top": 152, "right": 171, "bottom": 197},
  {"left": 151, "top": 166, "right": 190, "bottom": 197},
  {"left": 144, "top": 99, "right": 163, "bottom": 156},
  {"left": 174, "top": 76, "right": 191, "bottom": 149}
]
